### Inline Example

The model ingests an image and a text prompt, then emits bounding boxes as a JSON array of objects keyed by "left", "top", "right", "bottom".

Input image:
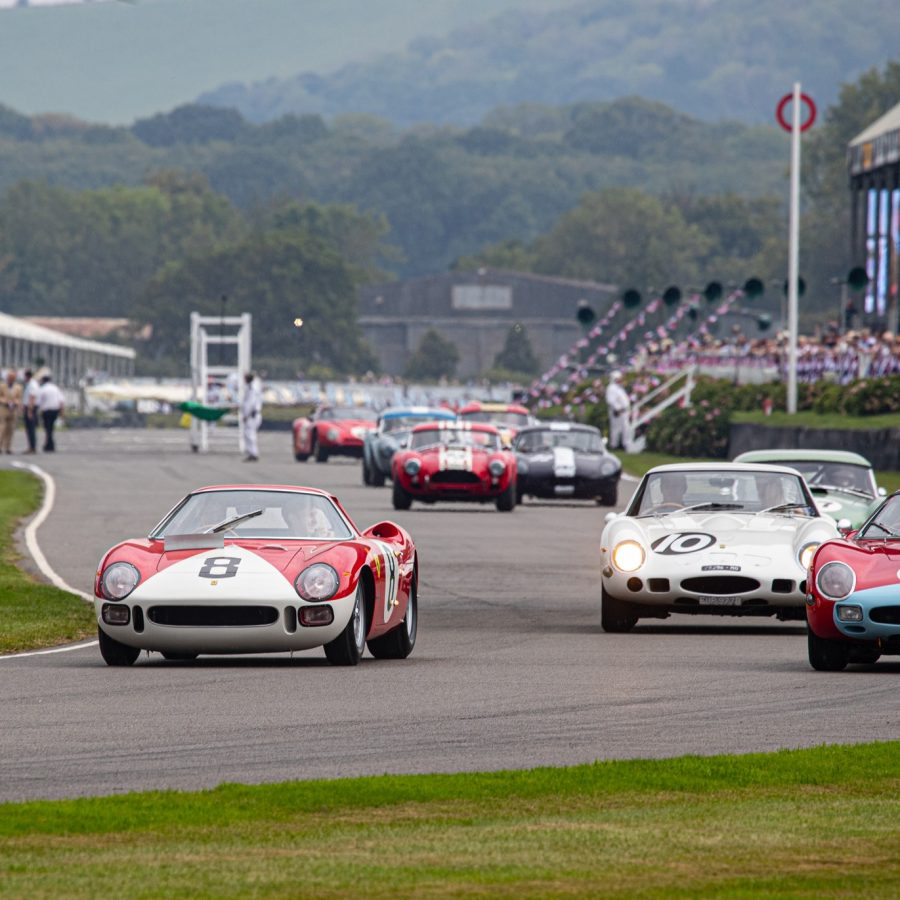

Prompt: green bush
[{"left": 645, "top": 400, "right": 731, "bottom": 458}]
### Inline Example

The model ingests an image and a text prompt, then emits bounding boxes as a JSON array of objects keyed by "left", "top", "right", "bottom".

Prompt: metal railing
[{"left": 623, "top": 365, "right": 696, "bottom": 452}]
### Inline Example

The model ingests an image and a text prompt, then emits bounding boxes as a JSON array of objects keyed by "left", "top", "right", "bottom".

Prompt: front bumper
[
  {"left": 95, "top": 591, "right": 357, "bottom": 655},
  {"left": 521, "top": 472, "right": 619, "bottom": 499},
  {"left": 829, "top": 584, "right": 900, "bottom": 644}
]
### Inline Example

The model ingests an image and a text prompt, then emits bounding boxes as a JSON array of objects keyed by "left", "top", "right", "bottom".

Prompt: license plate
[
  {"left": 554, "top": 485, "right": 575, "bottom": 494},
  {"left": 697, "top": 596, "right": 742, "bottom": 606}
]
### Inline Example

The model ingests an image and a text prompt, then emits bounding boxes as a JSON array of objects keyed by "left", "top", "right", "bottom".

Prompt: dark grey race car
[{"left": 513, "top": 422, "right": 622, "bottom": 505}]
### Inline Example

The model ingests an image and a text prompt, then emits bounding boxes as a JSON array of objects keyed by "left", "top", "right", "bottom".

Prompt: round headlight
[
  {"left": 798, "top": 542, "right": 819, "bottom": 569},
  {"left": 612, "top": 540, "right": 645, "bottom": 573},
  {"left": 404, "top": 458, "right": 421, "bottom": 476},
  {"left": 101, "top": 562, "right": 140, "bottom": 600},
  {"left": 295, "top": 564, "right": 340, "bottom": 602},
  {"left": 816, "top": 561, "right": 856, "bottom": 601},
  {"left": 489, "top": 459, "right": 506, "bottom": 477},
  {"left": 600, "top": 459, "right": 617, "bottom": 475},
  {"left": 326, "top": 428, "right": 339, "bottom": 441}
]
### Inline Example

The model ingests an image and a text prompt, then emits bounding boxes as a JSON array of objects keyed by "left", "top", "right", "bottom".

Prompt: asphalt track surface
[{"left": 1, "top": 429, "right": 898, "bottom": 803}]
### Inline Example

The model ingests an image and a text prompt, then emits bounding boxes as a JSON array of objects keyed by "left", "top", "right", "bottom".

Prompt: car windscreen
[
  {"left": 860, "top": 495, "right": 900, "bottom": 539},
  {"left": 322, "top": 407, "right": 377, "bottom": 422},
  {"left": 460, "top": 410, "right": 530, "bottom": 427},
  {"left": 153, "top": 490, "right": 353, "bottom": 540},
  {"left": 516, "top": 429, "right": 603, "bottom": 453},
  {"left": 383, "top": 415, "right": 446, "bottom": 433},
  {"left": 770, "top": 461, "right": 874, "bottom": 496},
  {"left": 631, "top": 471, "right": 815, "bottom": 517},
  {"left": 409, "top": 429, "right": 500, "bottom": 451}
]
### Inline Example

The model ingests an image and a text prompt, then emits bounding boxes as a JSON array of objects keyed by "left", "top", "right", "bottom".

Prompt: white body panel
[{"left": 96, "top": 545, "right": 355, "bottom": 654}]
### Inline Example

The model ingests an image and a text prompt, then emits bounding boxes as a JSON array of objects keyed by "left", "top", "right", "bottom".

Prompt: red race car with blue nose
[
  {"left": 391, "top": 421, "right": 517, "bottom": 511},
  {"left": 94, "top": 485, "right": 417, "bottom": 667},
  {"left": 806, "top": 490, "right": 900, "bottom": 670}
]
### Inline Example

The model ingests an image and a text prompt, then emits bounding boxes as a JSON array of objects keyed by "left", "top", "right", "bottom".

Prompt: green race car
[{"left": 732, "top": 449, "right": 884, "bottom": 530}]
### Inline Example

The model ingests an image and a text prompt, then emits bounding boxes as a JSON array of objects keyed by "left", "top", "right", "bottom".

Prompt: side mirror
[
  {"left": 878, "top": 487, "right": 887, "bottom": 497},
  {"left": 604, "top": 512, "right": 618, "bottom": 524},
  {"left": 837, "top": 517, "right": 853, "bottom": 536}
]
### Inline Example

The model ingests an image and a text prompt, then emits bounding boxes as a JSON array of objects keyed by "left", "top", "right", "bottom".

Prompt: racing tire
[
  {"left": 315, "top": 440, "right": 329, "bottom": 463},
  {"left": 324, "top": 584, "right": 367, "bottom": 666},
  {"left": 367, "top": 573, "right": 417, "bottom": 660},
  {"left": 370, "top": 466, "right": 386, "bottom": 488},
  {"left": 597, "top": 484, "right": 618, "bottom": 506},
  {"left": 496, "top": 481, "right": 516, "bottom": 512},
  {"left": 295, "top": 451, "right": 310, "bottom": 462},
  {"left": 807, "top": 627, "right": 849, "bottom": 672},
  {"left": 98, "top": 626, "right": 140, "bottom": 667},
  {"left": 162, "top": 652, "right": 198, "bottom": 661},
  {"left": 601, "top": 587, "right": 639, "bottom": 633},
  {"left": 392, "top": 480, "right": 412, "bottom": 511},
  {"left": 362, "top": 459, "right": 372, "bottom": 485}
]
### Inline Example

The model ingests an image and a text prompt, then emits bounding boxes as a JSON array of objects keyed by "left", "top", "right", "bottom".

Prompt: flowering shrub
[{"left": 645, "top": 403, "right": 731, "bottom": 458}]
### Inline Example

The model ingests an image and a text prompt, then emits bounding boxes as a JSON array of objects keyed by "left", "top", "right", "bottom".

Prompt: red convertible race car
[
  {"left": 806, "top": 490, "right": 900, "bottom": 670},
  {"left": 293, "top": 405, "right": 378, "bottom": 462},
  {"left": 391, "top": 421, "right": 518, "bottom": 511},
  {"left": 94, "top": 485, "right": 417, "bottom": 666}
]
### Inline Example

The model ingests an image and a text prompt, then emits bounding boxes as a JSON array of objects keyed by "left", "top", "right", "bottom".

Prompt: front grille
[
  {"left": 680, "top": 576, "right": 761, "bottom": 595},
  {"left": 132, "top": 605, "right": 145, "bottom": 633},
  {"left": 148, "top": 605, "right": 279, "bottom": 627},
  {"left": 869, "top": 606, "right": 900, "bottom": 625},
  {"left": 431, "top": 470, "right": 481, "bottom": 485}
]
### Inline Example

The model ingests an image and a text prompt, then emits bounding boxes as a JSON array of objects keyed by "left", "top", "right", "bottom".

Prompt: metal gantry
[{"left": 189, "top": 311, "right": 252, "bottom": 453}]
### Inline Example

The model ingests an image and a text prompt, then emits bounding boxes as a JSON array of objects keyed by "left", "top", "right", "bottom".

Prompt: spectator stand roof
[
  {"left": 848, "top": 100, "right": 900, "bottom": 178},
  {"left": 0, "top": 310, "right": 135, "bottom": 361}
]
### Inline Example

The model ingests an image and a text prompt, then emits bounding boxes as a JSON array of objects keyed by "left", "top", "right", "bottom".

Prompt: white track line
[{"left": 1, "top": 462, "right": 97, "bottom": 660}]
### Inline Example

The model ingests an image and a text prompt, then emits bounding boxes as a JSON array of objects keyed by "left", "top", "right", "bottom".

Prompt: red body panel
[
  {"left": 94, "top": 484, "right": 416, "bottom": 642},
  {"left": 392, "top": 423, "right": 517, "bottom": 501},
  {"left": 807, "top": 538, "right": 900, "bottom": 640},
  {"left": 292, "top": 408, "right": 377, "bottom": 457}
]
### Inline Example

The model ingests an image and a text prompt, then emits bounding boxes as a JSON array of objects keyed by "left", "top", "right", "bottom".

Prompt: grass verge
[
  {"left": 0, "top": 470, "right": 95, "bottom": 653},
  {"left": 732, "top": 410, "right": 900, "bottom": 430},
  {"left": 0, "top": 742, "right": 897, "bottom": 897}
]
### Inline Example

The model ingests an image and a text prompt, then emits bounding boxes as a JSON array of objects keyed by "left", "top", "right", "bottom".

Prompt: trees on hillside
[{"left": 405, "top": 330, "right": 460, "bottom": 380}]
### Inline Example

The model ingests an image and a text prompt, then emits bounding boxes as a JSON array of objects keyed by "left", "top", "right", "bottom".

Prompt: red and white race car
[
  {"left": 293, "top": 405, "right": 378, "bottom": 462},
  {"left": 94, "top": 485, "right": 417, "bottom": 666},
  {"left": 391, "top": 421, "right": 517, "bottom": 511},
  {"left": 457, "top": 401, "right": 534, "bottom": 446}
]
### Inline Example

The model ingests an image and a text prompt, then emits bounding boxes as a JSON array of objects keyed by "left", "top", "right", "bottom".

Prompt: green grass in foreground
[
  {"left": 732, "top": 409, "right": 900, "bottom": 430},
  {"left": 0, "top": 470, "right": 95, "bottom": 653},
  {"left": 0, "top": 742, "right": 898, "bottom": 897}
]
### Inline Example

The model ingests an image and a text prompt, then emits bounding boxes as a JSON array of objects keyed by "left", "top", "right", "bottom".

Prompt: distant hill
[
  {"left": 198, "top": 0, "right": 900, "bottom": 126},
  {"left": 0, "top": 94, "right": 788, "bottom": 277}
]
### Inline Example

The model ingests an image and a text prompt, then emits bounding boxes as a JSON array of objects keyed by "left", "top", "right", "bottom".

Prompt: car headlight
[
  {"left": 101, "top": 562, "right": 140, "bottom": 600},
  {"left": 404, "top": 457, "right": 422, "bottom": 476},
  {"left": 295, "top": 564, "right": 340, "bottom": 602},
  {"left": 326, "top": 428, "right": 339, "bottom": 441},
  {"left": 815, "top": 561, "right": 856, "bottom": 601},
  {"left": 798, "top": 542, "right": 819, "bottom": 569},
  {"left": 600, "top": 459, "right": 618, "bottom": 476},
  {"left": 611, "top": 540, "right": 645, "bottom": 573},
  {"left": 489, "top": 459, "right": 506, "bottom": 477}
]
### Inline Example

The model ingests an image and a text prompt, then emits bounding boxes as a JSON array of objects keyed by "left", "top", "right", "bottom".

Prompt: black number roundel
[{"left": 651, "top": 533, "right": 715, "bottom": 555}]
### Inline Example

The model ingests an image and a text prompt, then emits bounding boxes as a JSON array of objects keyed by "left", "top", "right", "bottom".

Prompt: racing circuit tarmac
[{"left": 1, "top": 429, "right": 898, "bottom": 803}]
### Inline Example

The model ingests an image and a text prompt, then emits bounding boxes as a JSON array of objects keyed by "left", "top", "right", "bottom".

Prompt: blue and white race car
[{"left": 362, "top": 407, "right": 456, "bottom": 486}]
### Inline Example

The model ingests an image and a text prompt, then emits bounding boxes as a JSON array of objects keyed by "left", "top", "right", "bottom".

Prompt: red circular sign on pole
[{"left": 776, "top": 93, "right": 816, "bottom": 132}]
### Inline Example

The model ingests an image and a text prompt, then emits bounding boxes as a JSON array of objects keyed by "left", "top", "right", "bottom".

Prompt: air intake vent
[
  {"left": 148, "top": 606, "right": 278, "bottom": 627},
  {"left": 680, "top": 576, "right": 760, "bottom": 595}
]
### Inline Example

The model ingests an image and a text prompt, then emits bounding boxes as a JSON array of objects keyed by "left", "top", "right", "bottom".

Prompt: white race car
[{"left": 600, "top": 463, "right": 839, "bottom": 632}]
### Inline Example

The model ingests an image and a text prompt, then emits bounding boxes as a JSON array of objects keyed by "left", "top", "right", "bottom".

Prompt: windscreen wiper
[
  {"left": 867, "top": 519, "right": 900, "bottom": 538},
  {"left": 760, "top": 502, "right": 809, "bottom": 515},
  {"left": 207, "top": 509, "right": 264, "bottom": 533}
]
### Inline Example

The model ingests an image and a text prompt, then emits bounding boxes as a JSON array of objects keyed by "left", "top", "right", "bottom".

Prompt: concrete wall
[{"left": 729, "top": 422, "right": 900, "bottom": 470}]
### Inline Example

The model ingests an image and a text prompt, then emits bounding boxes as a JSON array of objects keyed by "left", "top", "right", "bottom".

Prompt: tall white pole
[{"left": 787, "top": 82, "right": 801, "bottom": 414}]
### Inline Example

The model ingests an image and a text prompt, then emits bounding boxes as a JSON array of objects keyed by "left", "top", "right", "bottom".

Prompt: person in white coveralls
[
  {"left": 240, "top": 372, "right": 263, "bottom": 462},
  {"left": 604, "top": 370, "right": 631, "bottom": 451}
]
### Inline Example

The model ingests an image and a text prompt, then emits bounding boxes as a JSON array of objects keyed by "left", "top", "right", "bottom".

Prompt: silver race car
[{"left": 600, "top": 463, "right": 839, "bottom": 632}]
